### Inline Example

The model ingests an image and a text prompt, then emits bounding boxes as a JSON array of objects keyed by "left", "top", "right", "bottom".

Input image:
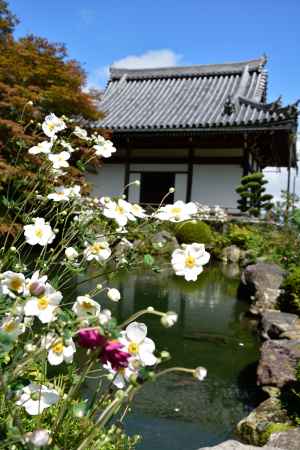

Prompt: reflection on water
[{"left": 80, "top": 264, "right": 260, "bottom": 450}]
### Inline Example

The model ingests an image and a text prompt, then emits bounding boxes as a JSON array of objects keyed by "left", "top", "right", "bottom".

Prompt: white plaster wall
[
  {"left": 191, "top": 164, "right": 242, "bottom": 209},
  {"left": 86, "top": 164, "right": 125, "bottom": 198},
  {"left": 174, "top": 173, "right": 187, "bottom": 201},
  {"left": 128, "top": 173, "right": 141, "bottom": 203}
]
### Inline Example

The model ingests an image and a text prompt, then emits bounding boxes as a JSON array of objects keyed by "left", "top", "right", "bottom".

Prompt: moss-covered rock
[{"left": 175, "top": 220, "right": 213, "bottom": 245}]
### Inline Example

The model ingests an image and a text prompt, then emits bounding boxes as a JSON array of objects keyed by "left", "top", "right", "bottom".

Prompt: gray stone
[
  {"left": 257, "top": 339, "right": 300, "bottom": 387},
  {"left": 236, "top": 397, "right": 292, "bottom": 446},
  {"left": 197, "top": 439, "right": 285, "bottom": 449},
  {"left": 221, "top": 245, "right": 241, "bottom": 263},
  {"left": 261, "top": 310, "right": 299, "bottom": 339},
  {"left": 267, "top": 429, "right": 300, "bottom": 450},
  {"left": 240, "top": 264, "right": 285, "bottom": 315},
  {"left": 151, "top": 230, "right": 179, "bottom": 253}
]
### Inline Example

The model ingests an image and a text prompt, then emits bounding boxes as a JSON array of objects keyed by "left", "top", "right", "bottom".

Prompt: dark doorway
[{"left": 139, "top": 172, "right": 175, "bottom": 205}]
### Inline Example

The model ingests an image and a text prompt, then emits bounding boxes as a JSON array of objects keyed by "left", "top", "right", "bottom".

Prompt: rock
[
  {"left": 113, "top": 238, "right": 133, "bottom": 257},
  {"left": 257, "top": 339, "right": 300, "bottom": 387},
  {"left": 236, "top": 397, "right": 292, "bottom": 446},
  {"left": 260, "top": 310, "right": 300, "bottom": 339},
  {"left": 221, "top": 245, "right": 241, "bottom": 263},
  {"left": 151, "top": 230, "right": 179, "bottom": 253},
  {"left": 197, "top": 439, "right": 285, "bottom": 449},
  {"left": 240, "top": 264, "right": 285, "bottom": 315},
  {"left": 267, "top": 429, "right": 300, "bottom": 450},
  {"left": 221, "top": 262, "right": 240, "bottom": 279}
]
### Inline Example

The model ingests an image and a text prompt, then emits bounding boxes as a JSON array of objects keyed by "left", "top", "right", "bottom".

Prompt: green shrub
[
  {"left": 279, "top": 267, "right": 300, "bottom": 315},
  {"left": 175, "top": 220, "right": 214, "bottom": 244}
]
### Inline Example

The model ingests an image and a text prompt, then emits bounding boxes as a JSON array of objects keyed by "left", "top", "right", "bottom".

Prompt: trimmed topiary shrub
[
  {"left": 279, "top": 267, "right": 300, "bottom": 315},
  {"left": 236, "top": 172, "right": 273, "bottom": 217},
  {"left": 175, "top": 220, "right": 214, "bottom": 244}
]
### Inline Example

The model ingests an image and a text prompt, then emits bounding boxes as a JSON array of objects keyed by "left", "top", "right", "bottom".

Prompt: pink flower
[
  {"left": 100, "top": 340, "right": 130, "bottom": 371},
  {"left": 77, "top": 329, "right": 106, "bottom": 349}
]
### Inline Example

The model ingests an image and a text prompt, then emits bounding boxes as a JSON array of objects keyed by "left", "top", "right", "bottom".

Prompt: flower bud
[
  {"left": 134, "top": 180, "right": 140, "bottom": 186},
  {"left": 107, "top": 288, "right": 121, "bottom": 302},
  {"left": 65, "top": 247, "right": 78, "bottom": 260},
  {"left": 25, "top": 429, "right": 50, "bottom": 447},
  {"left": 169, "top": 187, "right": 175, "bottom": 193},
  {"left": 193, "top": 366, "right": 207, "bottom": 381},
  {"left": 29, "top": 281, "right": 46, "bottom": 297},
  {"left": 160, "top": 311, "right": 178, "bottom": 328}
]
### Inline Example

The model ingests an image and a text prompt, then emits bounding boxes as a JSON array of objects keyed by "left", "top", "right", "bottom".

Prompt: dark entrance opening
[{"left": 139, "top": 172, "right": 175, "bottom": 206}]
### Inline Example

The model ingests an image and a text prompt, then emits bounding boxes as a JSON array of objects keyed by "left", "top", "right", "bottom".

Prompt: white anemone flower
[
  {"left": 47, "top": 186, "right": 71, "bottom": 202},
  {"left": 42, "top": 113, "right": 66, "bottom": 138},
  {"left": 171, "top": 243, "right": 210, "bottom": 281},
  {"left": 60, "top": 139, "right": 75, "bottom": 153},
  {"left": 25, "top": 429, "right": 50, "bottom": 447},
  {"left": 155, "top": 201, "right": 197, "bottom": 222},
  {"left": 68, "top": 185, "right": 81, "bottom": 198},
  {"left": 107, "top": 288, "right": 121, "bottom": 302},
  {"left": 73, "top": 126, "right": 89, "bottom": 140},
  {"left": 72, "top": 295, "right": 100, "bottom": 319},
  {"left": 24, "top": 218, "right": 55, "bottom": 246},
  {"left": 103, "top": 199, "right": 136, "bottom": 227},
  {"left": 0, "top": 271, "right": 25, "bottom": 298},
  {"left": 24, "top": 284, "right": 62, "bottom": 323},
  {"left": 48, "top": 151, "right": 70, "bottom": 169},
  {"left": 65, "top": 247, "right": 79, "bottom": 260},
  {"left": 43, "top": 333, "right": 76, "bottom": 366},
  {"left": 28, "top": 141, "right": 52, "bottom": 155},
  {"left": 0, "top": 315, "right": 25, "bottom": 338},
  {"left": 93, "top": 140, "right": 117, "bottom": 158},
  {"left": 119, "top": 322, "right": 156, "bottom": 366},
  {"left": 16, "top": 383, "right": 59, "bottom": 415},
  {"left": 98, "top": 308, "right": 112, "bottom": 325},
  {"left": 131, "top": 204, "right": 147, "bottom": 218},
  {"left": 105, "top": 359, "right": 140, "bottom": 389},
  {"left": 83, "top": 240, "right": 111, "bottom": 262}
]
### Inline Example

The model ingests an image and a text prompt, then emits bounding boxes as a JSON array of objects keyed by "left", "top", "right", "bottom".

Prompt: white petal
[
  {"left": 126, "top": 322, "right": 147, "bottom": 344},
  {"left": 139, "top": 350, "right": 157, "bottom": 366},
  {"left": 48, "top": 350, "right": 64, "bottom": 366}
]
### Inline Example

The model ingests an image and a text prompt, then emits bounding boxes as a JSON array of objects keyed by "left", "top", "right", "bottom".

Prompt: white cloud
[{"left": 86, "top": 49, "right": 182, "bottom": 91}]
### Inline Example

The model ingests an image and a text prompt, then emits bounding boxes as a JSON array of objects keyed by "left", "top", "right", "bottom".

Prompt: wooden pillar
[
  {"left": 285, "top": 138, "right": 293, "bottom": 222},
  {"left": 186, "top": 147, "right": 194, "bottom": 202},
  {"left": 124, "top": 148, "right": 130, "bottom": 199},
  {"left": 243, "top": 132, "right": 249, "bottom": 175}
]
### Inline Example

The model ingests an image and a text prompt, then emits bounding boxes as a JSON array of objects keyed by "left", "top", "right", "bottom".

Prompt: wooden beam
[
  {"left": 124, "top": 148, "right": 130, "bottom": 198},
  {"left": 243, "top": 133, "right": 249, "bottom": 175},
  {"left": 186, "top": 148, "right": 194, "bottom": 202}
]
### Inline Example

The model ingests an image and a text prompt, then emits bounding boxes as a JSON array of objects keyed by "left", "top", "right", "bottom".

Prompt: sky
[{"left": 9, "top": 0, "right": 300, "bottom": 200}]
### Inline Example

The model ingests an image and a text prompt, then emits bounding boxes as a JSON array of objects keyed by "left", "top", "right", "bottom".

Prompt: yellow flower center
[
  {"left": 81, "top": 300, "right": 93, "bottom": 310},
  {"left": 171, "top": 207, "right": 182, "bottom": 215},
  {"left": 90, "top": 243, "right": 105, "bottom": 254},
  {"left": 185, "top": 255, "right": 196, "bottom": 268},
  {"left": 116, "top": 206, "right": 125, "bottom": 214},
  {"left": 48, "top": 123, "right": 55, "bottom": 131},
  {"left": 35, "top": 228, "right": 43, "bottom": 238},
  {"left": 9, "top": 277, "right": 23, "bottom": 291},
  {"left": 37, "top": 296, "right": 49, "bottom": 310},
  {"left": 128, "top": 342, "right": 139, "bottom": 354},
  {"left": 52, "top": 341, "right": 64, "bottom": 354},
  {"left": 3, "top": 321, "right": 16, "bottom": 333}
]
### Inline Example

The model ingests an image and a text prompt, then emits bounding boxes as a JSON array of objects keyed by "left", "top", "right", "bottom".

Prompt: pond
[{"left": 81, "top": 263, "right": 260, "bottom": 450}]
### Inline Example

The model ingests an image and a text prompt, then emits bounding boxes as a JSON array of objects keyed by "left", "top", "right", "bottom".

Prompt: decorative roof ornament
[{"left": 223, "top": 95, "right": 236, "bottom": 115}]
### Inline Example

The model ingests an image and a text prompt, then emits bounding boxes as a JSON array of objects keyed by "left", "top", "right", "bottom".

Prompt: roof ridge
[{"left": 109, "top": 56, "right": 266, "bottom": 80}]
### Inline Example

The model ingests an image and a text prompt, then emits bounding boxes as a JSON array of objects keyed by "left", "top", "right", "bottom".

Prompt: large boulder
[
  {"left": 267, "top": 429, "right": 300, "bottom": 450},
  {"left": 221, "top": 245, "right": 241, "bottom": 263},
  {"left": 257, "top": 339, "right": 300, "bottom": 387},
  {"left": 240, "top": 264, "right": 285, "bottom": 315},
  {"left": 236, "top": 397, "right": 292, "bottom": 446},
  {"left": 197, "top": 439, "right": 285, "bottom": 449},
  {"left": 260, "top": 310, "right": 300, "bottom": 339}
]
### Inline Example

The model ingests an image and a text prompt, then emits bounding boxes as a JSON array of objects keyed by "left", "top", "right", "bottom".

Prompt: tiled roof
[{"left": 98, "top": 56, "right": 298, "bottom": 131}]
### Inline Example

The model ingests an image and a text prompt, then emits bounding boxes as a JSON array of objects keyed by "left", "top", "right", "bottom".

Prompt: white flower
[
  {"left": 24, "top": 218, "right": 55, "bottom": 246},
  {"left": 107, "top": 288, "right": 121, "bottom": 302},
  {"left": 105, "top": 359, "right": 140, "bottom": 389},
  {"left": 43, "top": 333, "right": 76, "bottom": 366},
  {"left": 16, "top": 383, "right": 59, "bottom": 415},
  {"left": 171, "top": 243, "right": 210, "bottom": 281},
  {"left": 72, "top": 296, "right": 100, "bottom": 319},
  {"left": 68, "top": 185, "right": 81, "bottom": 198},
  {"left": 155, "top": 201, "right": 197, "bottom": 222},
  {"left": 24, "top": 283, "right": 62, "bottom": 323},
  {"left": 83, "top": 240, "right": 111, "bottom": 263},
  {"left": 98, "top": 308, "right": 112, "bottom": 325},
  {"left": 119, "top": 322, "right": 156, "bottom": 366},
  {"left": 65, "top": 247, "right": 78, "bottom": 260},
  {"left": 93, "top": 140, "right": 116, "bottom": 158},
  {"left": 160, "top": 311, "right": 178, "bottom": 328},
  {"left": 0, "top": 315, "right": 25, "bottom": 338},
  {"left": 73, "top": 126, "right": 89, "bottom": 140},
  {"left": 0, "top": 271, "right": 25, "bottom": 298},
  {"left": 194, "top": 366, "right": 207, "bottom": 381},
  {"left": 131, "top": 204, "right": 147, "bottom": 218},
  {"left": 25, "top": 271, "right": 47, "bottom": 297},
  {"left": 47, "top": 186, "right": 71, "bottom": 202},
  {"left": 25, "top": 429, "right": 50, "bottom": 447},
  {"left": 48, "top": 151, "right": 70, "bottom": 169},
  {"left": 60, "top": 139, "right": 75, "bottom": 153},
  {"left": 28, "top": 141, "right": 52, "bottom": 155},
  {"left": 103, "top": 199, "right": 136, "bottom": 227},
  {"left": 42, "top": 113, "right": 66, "bottom": 138}
]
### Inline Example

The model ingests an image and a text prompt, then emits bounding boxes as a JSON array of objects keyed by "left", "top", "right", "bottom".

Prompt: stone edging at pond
[{"left": 197, "top": 263, "right": 300, "bottom": 450}]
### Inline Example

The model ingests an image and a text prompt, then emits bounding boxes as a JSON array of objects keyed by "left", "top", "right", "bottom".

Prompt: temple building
[{"left": 88, "top": 56, "right": 298, "bottom": 211}]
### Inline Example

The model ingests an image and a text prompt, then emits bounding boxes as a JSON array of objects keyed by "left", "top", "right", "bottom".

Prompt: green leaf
[{"left": 143, "top": 254, "right": 155, "bottom": 266}]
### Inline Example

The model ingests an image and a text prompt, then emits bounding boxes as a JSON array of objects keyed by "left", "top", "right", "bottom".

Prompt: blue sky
[{"left": 9, "top": 0, "right": 300, "bottom": 198}]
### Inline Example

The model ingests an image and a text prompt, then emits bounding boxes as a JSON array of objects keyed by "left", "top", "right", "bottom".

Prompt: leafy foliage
[
  {"left": 236, "top": 172, "right": 273, "bottom": 217},
  {"left": 279, "top": 267, "right": 300, "bottom": 315}
]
